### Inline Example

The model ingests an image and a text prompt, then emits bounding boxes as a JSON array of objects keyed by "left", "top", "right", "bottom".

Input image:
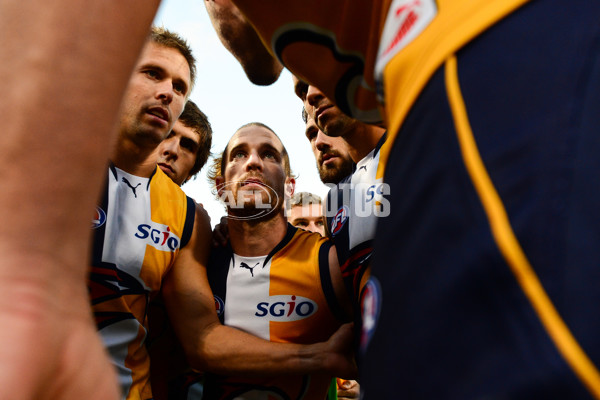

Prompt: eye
[
  {"left": 145, "top": 69, "right": 160, "bottom": 79},
  {"left": 305, "top": 127, "right": 317, "bottom": 142},
  {"left": 173, "top": 82, "right": 187, "bottom": 95},
  {"left": 316, "top": 220, "right": 324, "bottom": 227},
  {"left": 232, "top": 150, "right": 246, "bottom": 159},
  {"left": 180, "top": 137, "right": 198, "bottom": 153}
]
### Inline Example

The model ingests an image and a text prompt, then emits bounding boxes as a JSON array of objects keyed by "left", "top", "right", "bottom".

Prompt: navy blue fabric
[{"left": 364, "top": 0, "right": 600, "bottom": 398}]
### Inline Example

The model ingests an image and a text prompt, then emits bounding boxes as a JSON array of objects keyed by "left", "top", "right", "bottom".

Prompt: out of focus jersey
[{"left": 89, "top": 165, "right": 195, "bottom": 399}]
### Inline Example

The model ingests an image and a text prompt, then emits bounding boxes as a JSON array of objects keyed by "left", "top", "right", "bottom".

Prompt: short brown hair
[
  {"left": 149, "top": 26, "right": 196, "bottom": 91},
  {"left": 207, "top": 122, "right": 295, "bottom": 199}
]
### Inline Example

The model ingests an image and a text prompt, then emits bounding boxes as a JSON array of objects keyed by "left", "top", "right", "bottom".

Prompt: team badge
[
  {"left": 331, "top": 205, "right": 349, "bottom": 236},
  {"left": 375, "top": 0, "right": 437, "bottom": 96},
  {"left": 92, "top": 206, "right": 107, "bottom": 229},
  {"left": 360, "top": 277, "right": 382, "bottom": 355}
]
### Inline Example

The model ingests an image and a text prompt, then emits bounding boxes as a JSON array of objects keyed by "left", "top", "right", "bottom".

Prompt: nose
[
  {"left": 314, "top": 129, "right": 330, "bottom": 152},
  {"left": 160, "top": 137, "right": 179, "bottom": 159},
  {"left": 245, "top": 149, "right": 263, "bottom": 171},
  {"left": 306, "top": 84, "right": 325, "bottom": 108},
  {"left": 156, "top": 80, "right": 174, "bottom": 104}
]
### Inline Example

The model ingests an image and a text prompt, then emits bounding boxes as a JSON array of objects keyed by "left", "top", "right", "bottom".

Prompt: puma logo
[
  {"left": 122, "top": 177, "right": 141, "bottom": 198},
  {"left": 239, "top": 262, "right": 260, "bottom": 277}
]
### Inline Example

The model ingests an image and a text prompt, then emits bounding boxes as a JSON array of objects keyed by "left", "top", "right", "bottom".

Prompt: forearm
[{"left": 189, "top": 322, "right": 332, "bottom": 377}]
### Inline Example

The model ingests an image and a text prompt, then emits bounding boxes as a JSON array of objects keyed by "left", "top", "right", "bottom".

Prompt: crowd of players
[{"left": 2, "top": 0, "right": 600, "bottom": 399}]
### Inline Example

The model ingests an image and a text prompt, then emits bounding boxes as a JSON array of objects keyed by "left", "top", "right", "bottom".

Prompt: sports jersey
[
  {"left": 89, "top": 164, "right": 195, "bottom": 400},
  {"left": 325, "top": 133, "right": 386, "bottom": 302},
  {"left": 231, "top": 0, "right": 600, "bottom": 398},
  {"left": 204, "top": 224, "right": 347, "bottom": 400}
]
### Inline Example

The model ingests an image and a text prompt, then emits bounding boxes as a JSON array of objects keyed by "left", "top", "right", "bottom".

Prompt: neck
[
  {"left": 343, "top": 123, "right": 386, "bottom": 163},
  {"left": 227, "top": 212, "right": 288, "bottom": 257},
  {"left": 111, "top": 135, "right": 159, "bottom": 178}
]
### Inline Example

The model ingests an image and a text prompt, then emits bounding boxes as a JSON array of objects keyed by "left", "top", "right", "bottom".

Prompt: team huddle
[{"left": 3, "top": 0, "right": 600, "bottom": 399}]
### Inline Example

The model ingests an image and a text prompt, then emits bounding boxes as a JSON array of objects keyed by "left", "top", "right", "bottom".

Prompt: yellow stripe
[{"left": 444, "top": 55, "right": 600, "bottom": 398}]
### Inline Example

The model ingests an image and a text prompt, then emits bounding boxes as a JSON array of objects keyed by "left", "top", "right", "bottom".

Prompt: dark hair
[{"left": 178, "top": 100, "right": 212, "bottom": 181}]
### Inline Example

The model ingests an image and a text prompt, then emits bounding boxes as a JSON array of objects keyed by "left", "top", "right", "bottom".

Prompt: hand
[
  {"left": 212, "top": 216, "right": 229, "bottom": 247},
  {"left": 322, "top": 323, "right": 357, "bottom": 379},
  {"left": 337, "top": 379, "right": 360, "bottom": 399}
]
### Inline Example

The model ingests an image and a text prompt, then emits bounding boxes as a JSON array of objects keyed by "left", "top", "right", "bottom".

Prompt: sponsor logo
[
  {"left": 122, "top": 177, "right": 142, "bottom": 198},
  {"left": 92, "top": 206, "right": 107, "bottom": 229},
  {"left": 255, "top": 295, "right": 318, "bottom": 322},
  {"left": 134, "top": 223, "right": 180, "bottom": 252},
  {"left": 214, "top": 295, "right": 225, "bottom": 317},
  {"left": 239, "top": 261, "right": 260, "bottom": 277},
  {"left": 331, "top": 206, "right": 349, "bottom": 236},
  {"left": 360, "top": 277, "right": 382, "bottom": 354}
]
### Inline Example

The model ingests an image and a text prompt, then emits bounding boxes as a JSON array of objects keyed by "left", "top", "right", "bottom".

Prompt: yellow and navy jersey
[
  {"left": 205, "top": 224, "right": 347, "bottom": 400},
  {"left": 231, "top": 0, "right": 600, "bottom": 398},
  {"left": 89, "top": 164, "right": 195, "bottom": 400}
]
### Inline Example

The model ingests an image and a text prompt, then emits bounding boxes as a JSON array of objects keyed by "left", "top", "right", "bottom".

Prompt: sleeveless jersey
[
  {"left": 325, "top": 134, "right": 386, "bottom": 300},
  {"left": 89, "top": 164, "right": 195, "bottom": 400},
  {"left": 205, "top": 224, "right": 347, "bottom": 400}
]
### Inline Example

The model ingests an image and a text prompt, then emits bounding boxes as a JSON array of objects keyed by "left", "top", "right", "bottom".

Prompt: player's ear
[{"left": 284, "top": 177, "right": 295, "bottom": 198}]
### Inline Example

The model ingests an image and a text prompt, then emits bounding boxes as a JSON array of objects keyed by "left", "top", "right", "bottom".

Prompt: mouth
[
  {"left": 158, "top": 163, "right": 174, "bottom": 174},
  {"left": 147, "top": 106, "right": 169, "bottom": 123},
  {"left": 320, "top": 152, "right": 337, "bottom": 166},
  {"left": 240, "top": 178, "right": 265, "bottom": 187}
]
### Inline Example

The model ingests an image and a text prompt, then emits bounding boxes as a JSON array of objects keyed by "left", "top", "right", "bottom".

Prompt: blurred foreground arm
[{"left": 0, "top": 1, "right": 160, "bottom": 399}]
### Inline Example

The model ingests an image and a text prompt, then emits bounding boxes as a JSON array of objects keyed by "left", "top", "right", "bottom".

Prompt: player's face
[
  {"left": 293, "top": 77, "right": 358, "bottom": 138},
  {"left": 155, "top": 120, "right": 200, "bottom": 186},
  {"left": 221, "top": 126, "right": 291, "bottom": 214},
  {"left": 119, "top": 41, "right": 191, "bottom": 146},
  {"left": 305, "top": 115, "right": 353, "bottom": 185},
  {"left": 289, "top": 204, "right": 325, "bottom": 236}
]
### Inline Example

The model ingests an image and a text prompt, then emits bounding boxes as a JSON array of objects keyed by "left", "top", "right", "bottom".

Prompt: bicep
[{"left": 162, "top": 205, "right": 219, "bottom": 355}]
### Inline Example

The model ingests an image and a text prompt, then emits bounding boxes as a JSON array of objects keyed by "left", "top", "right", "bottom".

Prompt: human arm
[
  {"left": 162, "top": 204, "right": 356, "bottom": 377},
  {"left": 0, "top": 1, "right": 160, "bottom": 399},
  {"left": 203, "top": 0, "right": 283, "bottom": 85}
]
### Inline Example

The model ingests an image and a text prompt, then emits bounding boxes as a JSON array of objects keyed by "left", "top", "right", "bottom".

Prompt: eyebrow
[{"left": 140, "top": 62, "right": 189, "bottom": 95}]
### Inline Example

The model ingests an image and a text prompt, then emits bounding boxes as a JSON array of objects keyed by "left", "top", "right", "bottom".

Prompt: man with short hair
[
  {"left": 155, "top": 100, "right": 212, "bottom": 186},
  {"left": 90, "top": 28, "right": 353, "bottom": 400},
  {"left": 288, "top": 192, "right": 325, "bottom": 236},
  {"left": 297, "top": 81, "right": 386, "bottom": 400},
  {"left": 296, "top": 80, "right": 386, "bottom": 282},
  {"left": 301, "top": 108, "right": 354, "bottom": 185},
  {"left": 204, "top": 122, "right": 355, "bottom": 399}
]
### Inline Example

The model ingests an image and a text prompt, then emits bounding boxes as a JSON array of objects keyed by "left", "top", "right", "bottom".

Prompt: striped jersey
[
  {"left": 89, "top": 164, "right": 195, "bottom": 400},
  {"left": 205, "top": 224, "right": 347, "bottom": 400}
]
